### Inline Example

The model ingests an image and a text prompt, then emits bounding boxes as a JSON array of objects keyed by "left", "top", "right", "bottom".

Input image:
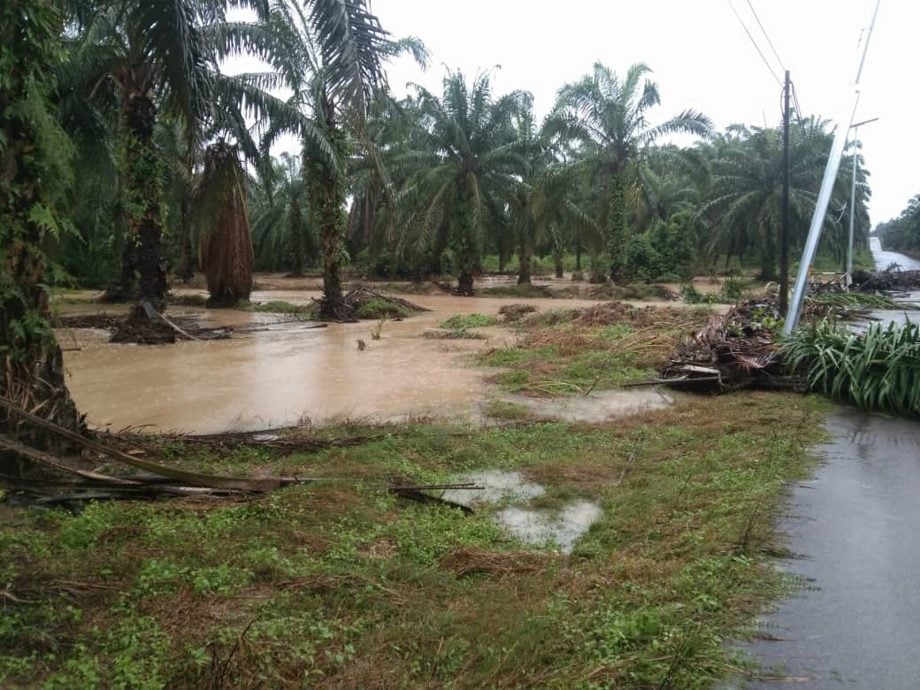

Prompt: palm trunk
[
  {"left": 1, "top": 0, "right": 81, "bottom": 447},
  {"left": 607, "top": 172, "right": 628, "bottom": 283},
  {"left": 554, "top": 250, "right": 564, "bottom": 279},
  {"left": 306, "top": 108, "right": 348, "bottom": 320},
  {"left": 452, "top": 189, "right": 478, "bottom": 296},
  {"left": 199, "top": 143, "right": 253, "bottom": 307},
  {"left": 517, "top": 241, "right": 532, "bottom": 285},
  {"left": 575, "top": 235, "right": 582, "bottom": 272},
  {"left": 290, "top": 195, "right": 305, "bottom": 278},
  {"left": 177, "top": 191, "right": 195, "bottom": 283},
  {"left": 125, "top": 91, "right": 167, "bottom": 310}
]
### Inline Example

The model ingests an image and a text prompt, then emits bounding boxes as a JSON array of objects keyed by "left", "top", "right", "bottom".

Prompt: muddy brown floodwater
[{"left": 59, "top": 292, "right": 621, "bottom": 434}]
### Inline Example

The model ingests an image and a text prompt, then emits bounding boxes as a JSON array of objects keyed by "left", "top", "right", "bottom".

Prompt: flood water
[
  {"left": 870, "top": 236, "right": 920, "bottom": 271},
  {"left": 60, "top": 291, "right": 612, "bottom": 433},
  {"left": 441, "top": 469, "right": 601, "bottom": 554}
]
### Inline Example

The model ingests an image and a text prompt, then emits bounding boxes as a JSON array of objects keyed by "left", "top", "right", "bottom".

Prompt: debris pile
[
  {"left": 852, "top": 269, "right": 920, "bottom": 292},
  {"left": 660, "top": 302, "right": 795, "bottom": 392}
]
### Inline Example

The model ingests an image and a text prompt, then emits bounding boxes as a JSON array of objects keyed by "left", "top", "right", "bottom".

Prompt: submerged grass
[
  {"left": 440, "top": 313, "right": 498, "bottom": 330},
  {"left": 0, "top": 393, "right": 828, "bottom": 688},
  {"left": 480, "top": 302, "right": 712, "bottom": 395}
]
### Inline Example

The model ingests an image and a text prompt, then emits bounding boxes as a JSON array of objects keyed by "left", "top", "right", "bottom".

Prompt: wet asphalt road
[
  {"left": 734, "top": 241, "right": 920, "bottom": 688},
  {"left": 736, "top": 410, "right": 920, "bottom": 688}
]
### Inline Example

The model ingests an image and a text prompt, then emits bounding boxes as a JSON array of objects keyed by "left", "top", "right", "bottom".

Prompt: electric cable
[{"left": 727, "top": 0, "right": 782, "bottom": 85}]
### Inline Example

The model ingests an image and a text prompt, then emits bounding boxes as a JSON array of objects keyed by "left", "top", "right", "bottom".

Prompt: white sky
[{"left": 369, "top": 0, "right": 916, "bottom": 225}]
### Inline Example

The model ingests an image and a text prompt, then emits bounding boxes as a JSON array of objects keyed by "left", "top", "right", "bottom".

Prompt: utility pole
[
  {"left": 783, "top": 0, "right": 881, "bottom": 336},
  {"left": 779, "top": 70, "right": 791, "bottom": 314}
]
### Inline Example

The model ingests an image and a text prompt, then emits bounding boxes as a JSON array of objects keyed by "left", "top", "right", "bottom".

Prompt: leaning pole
[{"left": 782, "top": 0, "right": 882, "bottom": 336}]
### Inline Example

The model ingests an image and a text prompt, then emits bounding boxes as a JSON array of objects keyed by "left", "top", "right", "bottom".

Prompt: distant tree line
[{"left": 877, "top": 195, "right": 920, "bottom": 257}]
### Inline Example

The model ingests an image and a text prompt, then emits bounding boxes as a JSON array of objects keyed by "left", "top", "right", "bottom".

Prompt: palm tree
[
  {"left": 394, "top": 71, "right": 527, "bottom": 294},
  {"left": 66, "top": 1, "right": 217, "bottom": 317},
  {"left": 547, "top": 62, "right": 711, "bottom": 282},
  {"left": 1, "top": 0, "right": 81, "bottom": 437},
  {"left": 699, "top": 119, "right": 851, "bottom": 279},
  {"left": 250, "top": 153, "right": 316, "bottom": 275},
  {"left": 256, "top": 0, "right": 408, "bottom": 318},
  {"left": 508, "top": 101, "right": 594, "bottom": 284}
]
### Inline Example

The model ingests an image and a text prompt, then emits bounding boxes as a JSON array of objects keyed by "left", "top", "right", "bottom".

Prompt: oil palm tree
[
  {"left": 1, "top": 0, "right": 81, "bottom": 436},
  {"left": 547, "top": 62, "right": 711, "bottom": 282},
  {"left": 699, "top": 119, "right": 851, "bottom": 279},
  {"left": 394, "top": 71, "right": 528, "bottom": 294},
  {"left": 256, "top": 0, "right": 409, "bottom": 318},
  {"left": 66, "top": 1, "right": 217, "bottom": 315},
  {"left": 509, "top": 100, "right": 594, "bottom": 284}
]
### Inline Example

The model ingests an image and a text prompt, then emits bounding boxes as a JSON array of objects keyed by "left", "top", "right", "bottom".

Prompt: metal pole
[
  {"left": 782, "top": 0, "right": 881, "bottom": 336},
  {"left": 846, "top": 129, "right": 859, "bottom": 285},
  {"left": 779, "top": 70, "right": 791, "bottom": 313}
]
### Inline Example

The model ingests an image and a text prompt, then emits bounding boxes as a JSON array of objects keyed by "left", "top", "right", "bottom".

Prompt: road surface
[{"left": 733, "top": 242, "right": 920, "bottom": 688}]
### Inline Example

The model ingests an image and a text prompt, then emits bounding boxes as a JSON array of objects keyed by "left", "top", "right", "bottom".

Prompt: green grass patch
[
  {"left": 249, "top": 300, "right": 311, "bottom": 315},
  {"left": 483, "top": 399, "right": 533, "bottom": 421},
  {"left": 0, "top": 393, "right": 829, "bottom": 688},
  {"left": 478, "top": 305, "right": 705, "bottom": 395},
  {"left": 439, "top": 313, "right": 498, "bottom": 330},
  {"left": 354, "top": 298, "right": 411, "bottom": 320}
]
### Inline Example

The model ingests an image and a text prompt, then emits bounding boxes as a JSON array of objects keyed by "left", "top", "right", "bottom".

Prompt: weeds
[
  {"left": 0, "top": 393, "right": 827, "bottom": 688},
  {"left": 782, "top": 319, "right": 920, "bottom": 415},
  {"left": 440, "top": 313, "right": 498, "bottom": 330}
]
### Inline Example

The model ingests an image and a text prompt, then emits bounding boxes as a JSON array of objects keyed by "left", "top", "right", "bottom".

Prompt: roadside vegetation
[{"left": 1, "top": 393, "right": 828, "bottom": 688}]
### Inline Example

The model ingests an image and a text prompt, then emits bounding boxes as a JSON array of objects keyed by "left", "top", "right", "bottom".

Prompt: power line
[
  {"left": 745, "top": 0, "right": 786, "bottom": 72},
  {"left": 727, "top": 0, "right": 782, "bottom": 86}
]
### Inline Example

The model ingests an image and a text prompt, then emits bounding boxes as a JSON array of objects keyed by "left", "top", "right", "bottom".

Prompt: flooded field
[{"left": 57, "top": 288, "right": 620, "bottom": 433}]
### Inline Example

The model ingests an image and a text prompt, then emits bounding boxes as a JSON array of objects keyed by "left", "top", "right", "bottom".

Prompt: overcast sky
[{"left": 368, "top": 0, "right": 916, "bottom": 225}]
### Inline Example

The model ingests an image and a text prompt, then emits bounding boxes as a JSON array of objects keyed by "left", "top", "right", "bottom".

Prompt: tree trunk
[
  {"left": 554, "top": 250, "right": 564, "bottom": 279},
  {"left": 290, "top": 195, "right": 305, "bottom": 278},
  {"left": 1, "top": 0, "right": 81, "bottom": 448},
  {"left": 125, "top": 92, "right": 167, "bottom": 309},
  {"left": 607, "top": 172, "right": 628, "bottom": 283},
  {"left": 198, "top": 143, "right": 253, "bottom": 307},
  {"left": 575, "top": 236, "right": 582, "bottom": 271},
  {"left": 517, "top": 241, "right": 532, "bottom": 285},
  {"left": 178, "top": 191, "right": 195, "bottom": 283},
  {"left": 452, "top": 189, "right": 478, "bottom": 296},
  {"left": 306, "top": 111, "right": 348, "bottom": 320}
]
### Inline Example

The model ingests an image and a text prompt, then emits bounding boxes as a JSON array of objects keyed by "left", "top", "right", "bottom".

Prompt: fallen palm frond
[
  {"left": 806, "top": 292, "right": 913, "bottom": 314},
  {"left": 781, "top": 319, "right": 920, "bottom": 416},
  {"left": 659, "top": 302, "right": 796, "bottom": 392}
]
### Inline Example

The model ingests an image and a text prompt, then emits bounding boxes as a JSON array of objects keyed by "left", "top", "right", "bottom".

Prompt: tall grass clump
[{"left": 782, "top": 319, "right": 920, "bottom": 415}]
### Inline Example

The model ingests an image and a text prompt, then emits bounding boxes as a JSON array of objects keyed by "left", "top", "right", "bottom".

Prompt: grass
[
  {"left": 480, "top": 302, "right": 712, "bottom": 395},
  {"left": 354, "top": 299, "right": 411, "bottom": 320},
  {"left": 0, "top": 393, "right": 829, "bottom": 688},
  {"left": 782, "top": 319, "right": 920, "bottom": 416},
  {"left": 439, "top": 313, "right": 498, "bottom": 330},
  {"left": 483, "top": 399, "right": 534, "bottom": 421},
  {"left": 249, "top": 300, "right": 311, "bottom": 315}
]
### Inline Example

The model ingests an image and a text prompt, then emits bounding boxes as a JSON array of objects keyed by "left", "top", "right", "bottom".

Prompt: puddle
[
  {"left": 441, "top": 470, "right": 545, "bottom": 507},
  {"left": 506, "top": 388, "right": 673, "bottom": 423},
  {"left": 497, "top": 501, "right": 603, "bottom": 554},
  {"left": 441, "top": 469, "right": 600, "bottom": 554}
]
